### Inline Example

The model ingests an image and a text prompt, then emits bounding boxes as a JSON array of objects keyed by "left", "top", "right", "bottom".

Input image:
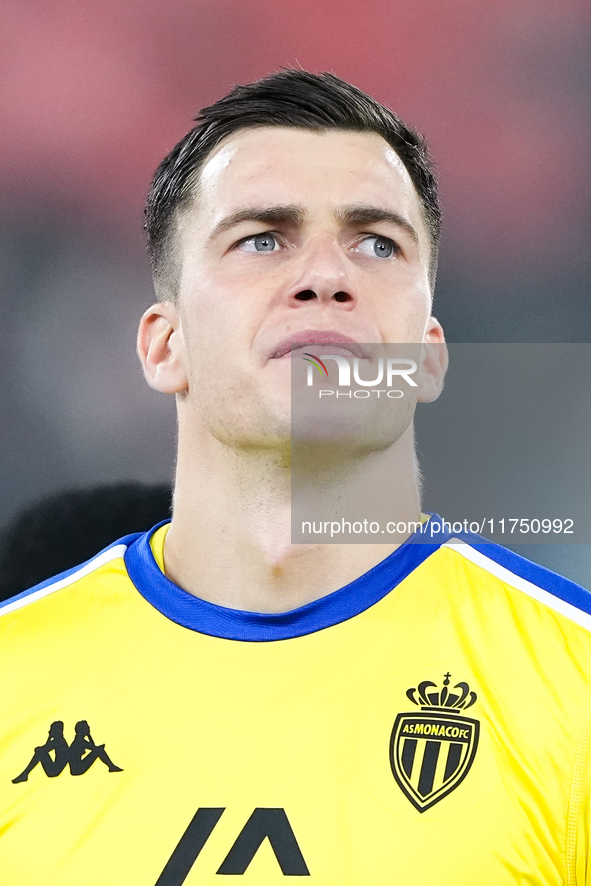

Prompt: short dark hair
[{"left": 145, "top": 69, "right": 441, "bottom": 297}]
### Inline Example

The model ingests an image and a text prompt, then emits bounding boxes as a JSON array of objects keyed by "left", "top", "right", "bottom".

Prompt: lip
[{"left": 269, "top": 330, "right": 367, "bottom": 361}]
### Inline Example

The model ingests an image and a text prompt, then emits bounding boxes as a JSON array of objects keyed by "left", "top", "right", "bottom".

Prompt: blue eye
[
  {"left": 239, "top": 233, "right": 279, "bottom": 253},
  {"left": 356, "top": 235, "right": 397, "bottom": 258},
  {"left": 373, "top": 236, "right": 394, "bottom": 257}
]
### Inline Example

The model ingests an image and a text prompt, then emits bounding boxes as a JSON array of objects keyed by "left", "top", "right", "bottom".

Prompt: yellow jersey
[{"left": 2, "top": 516, "right": 591, "bottom": 884}]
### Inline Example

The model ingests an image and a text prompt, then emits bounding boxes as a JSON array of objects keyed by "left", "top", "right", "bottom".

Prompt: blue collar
[{"left": 124, "top": 516, "right": 444, "bottom": 641}]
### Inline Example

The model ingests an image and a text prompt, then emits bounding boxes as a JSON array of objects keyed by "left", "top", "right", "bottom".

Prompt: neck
[{"left": 164, "top": 420, "right": 421, "bottom": 613}]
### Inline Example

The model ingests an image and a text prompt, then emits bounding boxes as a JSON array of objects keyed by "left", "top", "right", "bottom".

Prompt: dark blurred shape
[{"left": 0, "top": 482, "right": 172, "bottom": 601}]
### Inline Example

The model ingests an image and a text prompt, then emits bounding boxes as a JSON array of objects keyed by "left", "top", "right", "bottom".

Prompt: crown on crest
[{"left": 406, "top": 673, "right": 477, "bottom": 710}]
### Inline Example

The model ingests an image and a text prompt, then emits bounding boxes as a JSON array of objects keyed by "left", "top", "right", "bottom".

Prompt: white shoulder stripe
[
  {"left": 446, "top": 539, "right": 591, "bottom": 633},
  {"left": 0, "top": 544, "right": 128, "bottom": 618}
]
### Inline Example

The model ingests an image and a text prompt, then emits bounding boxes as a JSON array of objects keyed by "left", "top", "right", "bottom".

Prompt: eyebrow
[
  {"left": 335, "top": 206, "right": 419, "bottom": 244},
  {"left": 208, "top": 204, "right": 419, "bottom": 245},
  {"left": 209, "top": 206, "right": 304, "bottom": 240}
]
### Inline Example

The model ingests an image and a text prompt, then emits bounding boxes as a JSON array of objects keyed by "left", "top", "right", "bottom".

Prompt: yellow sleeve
[{"left": 568, "top": 698, "right": 591, "bottom": 886}]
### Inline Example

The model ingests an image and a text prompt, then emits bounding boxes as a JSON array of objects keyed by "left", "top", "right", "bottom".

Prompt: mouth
[{"left": 269, "top": 330, "right": 367, "bottom": 361}]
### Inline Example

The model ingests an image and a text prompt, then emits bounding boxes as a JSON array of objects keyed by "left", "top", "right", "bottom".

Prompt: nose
[{"left": 287, "top": 234, "right": 357, "bottom": 310}]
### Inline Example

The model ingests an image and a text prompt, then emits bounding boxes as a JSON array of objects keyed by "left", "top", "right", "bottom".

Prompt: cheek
[
  {"left": 377, "top": 288, "right": 432, "bottom": 341},
  {"left": 178, "top": 277, "right": 238, "bottom": 344},
  {"left": 182, "top": 260, "right": 269, "bottom": 322},
  {"left": 179, "top": 283, "right": 262, "bottom": 384}
]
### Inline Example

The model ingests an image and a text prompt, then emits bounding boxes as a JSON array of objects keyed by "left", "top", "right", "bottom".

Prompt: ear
[
  {"left": 137, "top": 301, "right": 188, "bottom": 394},
  {"left": 417, "top": 317, "right": 448, "bottom": 403}
]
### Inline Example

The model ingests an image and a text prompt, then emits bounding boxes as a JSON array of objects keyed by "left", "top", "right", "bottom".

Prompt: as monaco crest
[{"left": 390, "top": 673, "right": 479, "bottom": 812}]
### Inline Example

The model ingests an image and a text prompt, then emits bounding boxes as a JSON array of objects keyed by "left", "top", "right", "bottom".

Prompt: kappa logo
[
  {"left": 390, "top": 673, "right": 479, "bottom": 812},
  {"left": 12, "top": 720, "right": 123, "bottom": 782}
]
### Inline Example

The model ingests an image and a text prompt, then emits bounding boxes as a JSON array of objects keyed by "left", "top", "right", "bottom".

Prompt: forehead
[{"left": 190, "top": 126, "right": 426, "bottom": 236}]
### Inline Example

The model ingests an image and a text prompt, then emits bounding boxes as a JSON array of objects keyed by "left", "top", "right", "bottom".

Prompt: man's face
[{"left": 152, "top": 126, "right": 444, "bottom": 447}]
